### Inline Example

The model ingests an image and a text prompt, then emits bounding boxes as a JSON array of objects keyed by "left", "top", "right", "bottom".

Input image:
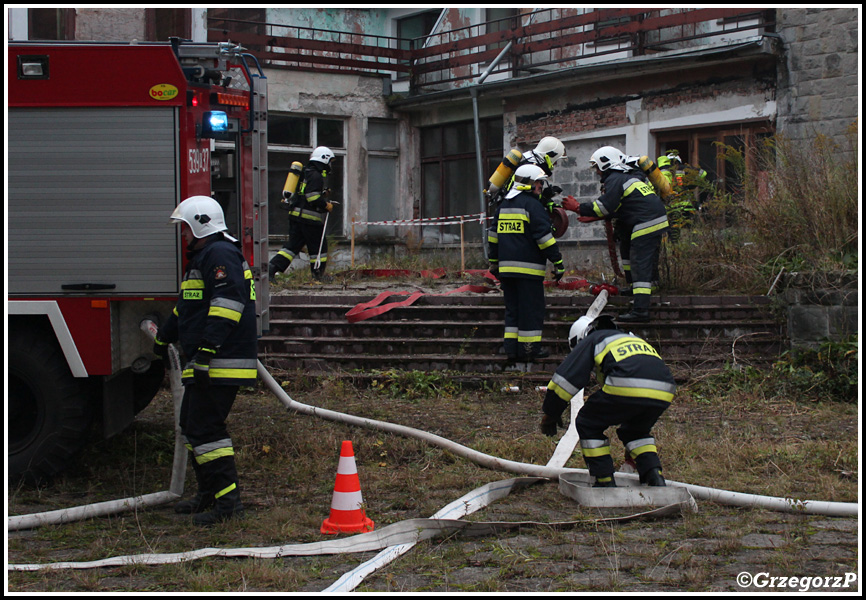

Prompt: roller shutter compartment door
[{"left": 8, "top": 107, "right": 180, "bottom": 295}]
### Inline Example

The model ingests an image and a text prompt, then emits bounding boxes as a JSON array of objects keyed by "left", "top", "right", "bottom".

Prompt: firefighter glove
[
  {"left": 192, "top": 346, "right": 216, "bottom": 389},
  {"left": 541, "top": 185, "right": 562, "bottom": 201},
  {"left": 540, "top": 413, "right": 563, "bottom": 437},
  {"left": 553, "top": 261, "right": 565, "bottom": 282},
  {"left": 488, "top": 261, "right": 499, "bottom": 276},
  {"left": 325, "top": 202, "right": 334, "bottom": 212},
  {"left": 560, "top": 195, "right": 580, "bottom": 213},
  {"left": 153, "top": 337, "right": 170, "bottom": 366}
]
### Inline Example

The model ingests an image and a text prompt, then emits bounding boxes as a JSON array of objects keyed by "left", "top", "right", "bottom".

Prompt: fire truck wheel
[
  {"left": 8, "top": 327, "right": 94, "bottom": 483},
  {"left": 134, "top": 360, "right": 165, "bottom": 415}
]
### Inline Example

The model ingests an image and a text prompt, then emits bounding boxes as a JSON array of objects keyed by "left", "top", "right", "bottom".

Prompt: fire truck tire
[
  {"left": 134, "top": 361, "right": 165, "bottom": 415},
  {"left": 8, "top": 327, "right": 94, "bottom": 483}
]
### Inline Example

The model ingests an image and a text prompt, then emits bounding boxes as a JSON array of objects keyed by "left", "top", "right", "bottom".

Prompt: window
[
  {"left": 656, "top": 121, "right": 774, "bottom": 199},
  {"left": 318, "top": 119, "right": 345, "bottom": 149},
  {"left": 420, "top": 118, "right": 503, "bottom": 243},
  {"left": 366, "top": 120, "right": 399, "bottom": 239},
  {"left": 28, "top": 8, "right": 75, "bottom": 40},
  {"left": 396, "top": 10, "right": 440, "bottom": 74},
  {"left": 591, "top": 13, "right": 633, "bottom": 47},
  {"left": 268, "top": 115, "right": 346, "bottom": 239},
  {"left": 269, "top": 115, "right": 311, "bottom": 146},
  {"left": 207, "top": 8, "right": 266, "bottom": 34},
  {"left": 145, "top": 8, "right": 191, "bottom": 41},
  {"left": 485, "top": 8, "right": 519, "bottom": 53}
]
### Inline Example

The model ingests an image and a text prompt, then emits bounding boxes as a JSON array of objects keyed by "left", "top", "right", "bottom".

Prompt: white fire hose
[
  {"left": 7, "top": 295, "right": 858, "bottom": 578},
  {"left": 258, "top": 361, "right": 858, "bottom": 517},
  {"left": 7, "top": 319, "right": 187, "bottom": 531}
]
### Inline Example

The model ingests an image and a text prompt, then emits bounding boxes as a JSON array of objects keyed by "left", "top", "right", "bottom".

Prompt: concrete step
[{"left": 259, "top": 291, "right": 787, "bottom": 382}]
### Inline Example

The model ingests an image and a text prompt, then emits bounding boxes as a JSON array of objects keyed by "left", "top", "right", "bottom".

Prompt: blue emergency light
[{"left": 203, "top": 111, "right": 229, "bottom": 134}]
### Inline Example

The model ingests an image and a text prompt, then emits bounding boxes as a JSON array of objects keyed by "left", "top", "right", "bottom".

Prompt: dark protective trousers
[
  {"left": 179, "top": 384, "right": 241, "bottom": 502},
  {"left": 269, "top": 218, "right": 328, "bottom": 279},
  {"left": 500, "top": 276, "right": 546, "bottom": 359},
  {"left": 574, "top": 389, "right": 668, "bottom": 482},
  {"left": 617, "top": 226, "right": 664, "bottom": 313}
]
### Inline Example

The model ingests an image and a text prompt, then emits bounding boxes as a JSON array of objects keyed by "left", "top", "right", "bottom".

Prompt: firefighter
[
  {"left": 658, "top": 151, "right": 708, "bottom": 239},
  {"left": 527, "top": 136, "right": 567, "bottom": 179},
  {"left": 539, "top": 314, "right": 676, "bottom": 487},
  {"left": 488, "top": 163, "right": 566, "bottom": 362},
  {"left": 657, "top": 150, "right": 708, "bottom": 194},
  {"left": 153, "top": 195, "right": 258, "bottom": 525},
  {"left": 269, "top": 146, "right": 335, "bottom": 282},
  {"left": 488, "top": 136, "right": 567, "bottom": 211},
  {"left": 562, "top": 146, "right": 669, "bottom": 322}
]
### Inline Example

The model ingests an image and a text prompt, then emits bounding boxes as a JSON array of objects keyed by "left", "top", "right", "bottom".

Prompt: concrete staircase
[{"left": 259, "top": 290, "right": 787, "bottom": 384}]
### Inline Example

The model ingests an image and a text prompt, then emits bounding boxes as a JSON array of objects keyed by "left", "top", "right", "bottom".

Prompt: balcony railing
[{"left": 208, "top": 8, "right": 775, "bottom": 95}]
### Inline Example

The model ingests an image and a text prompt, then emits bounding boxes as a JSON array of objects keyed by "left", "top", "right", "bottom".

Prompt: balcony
[{"left": 208, "top": 8, "right": 775, "bottom": 96}]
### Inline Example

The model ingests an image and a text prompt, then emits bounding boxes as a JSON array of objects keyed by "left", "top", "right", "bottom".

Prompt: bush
[
  {"left": 662, "top": 123, "right": 859, "bottom": 294},
  {"left": 769, "top": 335, "right": 859, "bottom": 403}
]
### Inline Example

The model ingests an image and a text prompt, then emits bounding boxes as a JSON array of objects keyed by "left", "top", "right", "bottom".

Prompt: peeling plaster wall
[
  {"left": 73, "top": 8, "right": 145, "bottom": 41},
  {"left": 266, "top": 68, "right": 407, "bottom": 245},
  {"left": 501, "top": 59, "right": 778, "bottom": 263},
  {"left": 267, "top": 8, "right": 389, "bottom": 36}
]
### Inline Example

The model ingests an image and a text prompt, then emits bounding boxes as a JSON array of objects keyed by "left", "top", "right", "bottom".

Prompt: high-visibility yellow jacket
[
  {"left": 159, "top": 234, "right": 258, "bottom": 387},
  {"left": 488, "top": 190, "right": 563, "bottom": 279}
]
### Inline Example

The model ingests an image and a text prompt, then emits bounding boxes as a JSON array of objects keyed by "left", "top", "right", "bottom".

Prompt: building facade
[{"left": 7, "top": 7, "right": 859, "bottom": 270}]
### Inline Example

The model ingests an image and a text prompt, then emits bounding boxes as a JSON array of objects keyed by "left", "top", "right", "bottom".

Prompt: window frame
[
  {"left": 655, "top": 121, "right": 774, "bottom": 196},
  {"left": 28, "top": 8, "right": 75, "bottom": 41},
  {"left": 267, "top": 113, "right": 348, "bottom": 241},
  {"left": 145, "top": 8, "right": 191, "bottom": 42},
  {"left": 419, "top": 117, "right": 503, "bottom": 244}
]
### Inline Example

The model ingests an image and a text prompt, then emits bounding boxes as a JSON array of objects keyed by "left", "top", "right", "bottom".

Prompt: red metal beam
[
  {"left": 209, "top": 29, "right": 412, "bottom": 62},
  {"left": 415, "top": 8, "right": 763, "bottom": 60},
  {"left": 412, "top": 8, "right": 767, "bottom": 77}
]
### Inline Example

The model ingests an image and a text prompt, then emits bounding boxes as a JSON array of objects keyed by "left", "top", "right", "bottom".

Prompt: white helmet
[
  {"left": 533, "top": 136, "right": 566, "bottom": 172},
  {"left": 505, "top": 164, "right": 548, "bottom": 199},
  {"left": 170, "top": 195, "right": 236, "bottom": 241},
  {"left": 310, "top": 146, "right": 334, "bottom": 165},
  {"left": 589, "top": 146, "right": 628, "bottom": 172},
  {"left": 568, "top": 316, "right": 595, "bottom": 349},
  {"left": 568, "top": 314, "right": 618, "bottom": 349}
]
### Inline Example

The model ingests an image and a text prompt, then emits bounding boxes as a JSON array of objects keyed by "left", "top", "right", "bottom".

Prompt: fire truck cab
[{"left": 7, "top": 40, "right": 269, "bottom": 482}]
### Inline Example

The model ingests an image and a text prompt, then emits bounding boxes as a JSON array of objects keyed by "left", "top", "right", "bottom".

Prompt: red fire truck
[{"left": 8, "top": 40, "right": 269, "bottom": 482}]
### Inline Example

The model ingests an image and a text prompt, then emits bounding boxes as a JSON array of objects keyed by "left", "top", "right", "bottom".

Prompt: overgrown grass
[
  {"left": 661, "top": 124, "right": 859, "bottom": 294},
  {"left": 8, "top": 362, "right": 858, "bottom": 592}
]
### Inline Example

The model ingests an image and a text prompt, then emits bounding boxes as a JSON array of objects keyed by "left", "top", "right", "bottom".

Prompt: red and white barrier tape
[{"left": 354, "top": 212, "right": 491, "bottom": 227}]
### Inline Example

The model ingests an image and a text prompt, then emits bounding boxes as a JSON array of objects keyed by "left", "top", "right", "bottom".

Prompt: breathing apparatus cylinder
[
  {"left": 637, "top": 155, "right": 674, "bottom": 201},
  {"left": 282, "top": 161, "right": 305, "bottom": 202},
  {"left": 486, "top": 149, "right": 523, "bottom": 197}
]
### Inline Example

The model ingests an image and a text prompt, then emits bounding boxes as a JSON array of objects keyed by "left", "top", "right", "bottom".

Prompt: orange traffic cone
[{"left": 321, "top": 440, "right": 375, "bottom": 534}]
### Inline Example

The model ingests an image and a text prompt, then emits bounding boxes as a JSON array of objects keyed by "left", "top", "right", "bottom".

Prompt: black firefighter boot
[
  {"left": 524, "top": 342, "right": 549, "bottom": 361},
  {"left": 593, "top": 475, "right": 617, "bottom": 488},
  {"left": 193, "top": 486, "right": 244, "bottom": 526},
  {"left": 192, "top": 456, "right": 244, "bottom": 526},
  {"left": 174, "top": 453, "right": 214, "bottom": 515},
  {"left": 618, "top": 309, "right": 650, "bottom": 323},
  {"left": 643, "top": 467, "right": 666, "bottom": 487}
]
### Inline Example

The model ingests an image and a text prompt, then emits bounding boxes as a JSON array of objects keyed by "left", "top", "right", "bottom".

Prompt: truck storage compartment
[{"left": 8, "top": 107, "right": 180, "bottom": 296}]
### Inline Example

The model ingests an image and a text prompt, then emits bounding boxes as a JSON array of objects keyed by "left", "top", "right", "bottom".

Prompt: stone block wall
[
  {"left": 779, "top": 272, "right": 858, "bottom": 349},
  {"left": 775, "top": 8, "right": 860, "bottom": 155}
]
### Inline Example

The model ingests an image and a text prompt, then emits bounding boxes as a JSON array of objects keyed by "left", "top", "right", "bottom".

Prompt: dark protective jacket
[
  {"left": 488, "top": 190, "right": 563, "bottom": 279},
  {"left": 289, "top": 161, "right": 330, "bottom": 224},
  {"left": 579, "top": 169, "right": 669, "bottom": 236},
  {"left": 542, "top": 328, "right": 677, "bottom": 420},
  {"left": 160, "top": 234, "right": 258, "bottom": 386}
]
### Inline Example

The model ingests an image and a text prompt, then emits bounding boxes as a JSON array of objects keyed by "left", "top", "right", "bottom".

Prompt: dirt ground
[
  {"left": 6, "top": 376, "right": 860, "bottom": 593},
  {"left": 5, "top": 270, "right": 860, "bottom": 593}
]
